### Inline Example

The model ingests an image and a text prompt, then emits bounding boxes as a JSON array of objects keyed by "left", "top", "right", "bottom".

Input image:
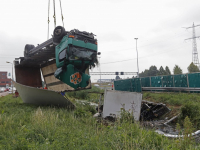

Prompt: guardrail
[{"left": 142, "top": 87, "right": 200, "bottom": 92}]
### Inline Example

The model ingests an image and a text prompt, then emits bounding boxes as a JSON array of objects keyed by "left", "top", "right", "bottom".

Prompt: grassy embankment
[
  {"left": 143, "top": 92, "right": 200, "bottom": 129},
  {"left": 0, "top": 89, "right": 200, "bottom": 149}
]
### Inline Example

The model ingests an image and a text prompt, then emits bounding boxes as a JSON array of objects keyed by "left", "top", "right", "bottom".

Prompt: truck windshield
[{"left": 59, "top": 49, "right": 66, "bottom": 62}]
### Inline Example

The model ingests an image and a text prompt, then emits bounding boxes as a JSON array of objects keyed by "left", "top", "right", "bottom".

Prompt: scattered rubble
[
  {"left": 140, "top": 100, "right": 171, "bottom": 121},
  {"left": 164, "top": 114, "right": 179, "bottom": 125}
]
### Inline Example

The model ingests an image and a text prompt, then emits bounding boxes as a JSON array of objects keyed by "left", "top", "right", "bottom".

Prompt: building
[
  {"left": 97, "top": 79, "right": 112, "bottom": 83},
  {"left": 0, "top": 72, "right": 11, "bottom": 87}
]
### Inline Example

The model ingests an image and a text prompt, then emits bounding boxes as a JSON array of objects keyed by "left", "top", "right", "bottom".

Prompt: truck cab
[{"left": 54, "top": 27, "right": 98, "bottom": 89}]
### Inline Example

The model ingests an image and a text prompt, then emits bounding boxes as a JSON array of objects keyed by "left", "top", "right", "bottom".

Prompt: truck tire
[
  {"left": 53, "top": 26, "right": 66, "bottom": 42},
  {"left": 24, "top": 44, "right": 35, "bottom": 57}
]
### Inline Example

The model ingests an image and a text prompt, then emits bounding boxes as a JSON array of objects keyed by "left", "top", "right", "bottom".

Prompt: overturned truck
[{"left": 14, "top": 26, "right": 99, "bottom": 106}]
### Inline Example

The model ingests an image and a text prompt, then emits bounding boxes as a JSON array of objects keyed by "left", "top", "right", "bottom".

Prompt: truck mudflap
[{"left": 54, "top": 64, "right": 90, "bottom": 90}]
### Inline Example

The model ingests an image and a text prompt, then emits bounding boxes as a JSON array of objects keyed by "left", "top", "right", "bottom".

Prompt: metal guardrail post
[
  {"left": 150, "top": 77, "right": 151, "bottom": 87},
  {"left": 187, "top": 74, "right": 189, "bottom": 88}
]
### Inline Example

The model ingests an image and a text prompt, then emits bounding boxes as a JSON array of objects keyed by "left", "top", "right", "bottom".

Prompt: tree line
[{"left": 139, "top": 62, "right": 200, "bottom": 77}]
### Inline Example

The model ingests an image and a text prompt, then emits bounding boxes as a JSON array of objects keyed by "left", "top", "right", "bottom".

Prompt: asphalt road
[{"left": 0, "top": 92, "right": 9, "bottom": 97}]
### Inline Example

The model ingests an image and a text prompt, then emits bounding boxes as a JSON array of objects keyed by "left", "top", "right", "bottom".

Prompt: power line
[
  {"left": 101, "top": 44, "right": 186, "bottom": 65},
  {"left": 102, "top": 32, "right": 188, "bottom": 53},
  {"left": 101, "top": 58, "right": 135, "bottom": 64}
]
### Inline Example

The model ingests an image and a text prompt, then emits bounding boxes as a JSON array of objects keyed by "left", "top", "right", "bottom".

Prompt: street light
[
  {"left": 134, "top": 38, "right": 139, "bottom": 77},
  {"left": 6, "top": 61, "right": 13, "bottom": 94}
]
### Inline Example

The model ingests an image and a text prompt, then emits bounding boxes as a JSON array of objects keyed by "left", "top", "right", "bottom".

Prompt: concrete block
[{"left": 103, "top": 90, "right": 142, "bottom": 121}]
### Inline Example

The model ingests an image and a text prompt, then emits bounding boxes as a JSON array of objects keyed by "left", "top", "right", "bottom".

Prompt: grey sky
[{"left": 0, "top": 0, "right": 200, "bottom": 81}]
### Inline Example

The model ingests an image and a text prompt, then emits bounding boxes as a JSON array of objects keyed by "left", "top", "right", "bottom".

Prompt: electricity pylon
[{"left": 184, "top": 23, "right": 200, "bottom": 69}]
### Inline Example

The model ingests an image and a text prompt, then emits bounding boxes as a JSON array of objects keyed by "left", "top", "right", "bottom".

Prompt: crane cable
[
  {"left": 53, "top": 0, "right": 56, "bottom": 28},
  {"left": 47, "top": 0, "right": 65, "bottom": 39},
  {"left": 47, "top": 0, "right": 50, "bottom": 39},
  {"left": 59, "top": 0, "right": 64, "bottom": 27}
]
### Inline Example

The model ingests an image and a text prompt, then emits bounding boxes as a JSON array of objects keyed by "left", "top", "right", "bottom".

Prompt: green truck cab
[{"left": 54, "top": 27, "right": 98, "bottom": 90}]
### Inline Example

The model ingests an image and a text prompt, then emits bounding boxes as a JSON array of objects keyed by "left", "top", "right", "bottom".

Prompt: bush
[
  {"left": 180, "top": 102, "right": 200, "bottom": 128},
  {"left": 84, "top": 104, "right": 97, "bottom": 115},
  {"left": 120, "top": 108, "right": 134, "bottom": 123}
]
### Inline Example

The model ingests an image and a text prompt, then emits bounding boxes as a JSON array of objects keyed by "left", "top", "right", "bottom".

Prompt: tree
[
  {"left": 158, "top": 66, "right": 166, "bottom": 75},
  {"left": 148, "top": 66, "right": 158, "bottom": 76},
  {"left": 187, "top": 62, "right": 200, "bottom": 73},
  {"left": 139, "top": 69, "right": 149, "bottom": 77},
  {"left": 173, "top": 65, "right": 182, "bottom": 74},
  {"left": 165, "top": 66, "right": 171, "bottom": 75}
]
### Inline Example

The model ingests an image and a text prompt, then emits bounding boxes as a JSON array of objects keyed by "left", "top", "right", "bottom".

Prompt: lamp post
[
  {"left": 134, "top": 38, "right": 139, "bottom": 77},
  {"left": 6, "top": 61, "right": 13, "bottom": 94}
]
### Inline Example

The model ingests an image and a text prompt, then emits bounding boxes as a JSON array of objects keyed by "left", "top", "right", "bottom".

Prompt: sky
[{"left": 0, "top": 0, "right": 200, "bottom": 82}]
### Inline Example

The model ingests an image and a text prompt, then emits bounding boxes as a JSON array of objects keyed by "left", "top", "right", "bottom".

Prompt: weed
[
  {"left": 183, "top": 116, "right": 194, "bottom": 143},
  {"left": 74, "top": 104, "right": 96, "bottom": 118},
  {"left": 119, "top": 107, "right": 134, "bottom": 123}
]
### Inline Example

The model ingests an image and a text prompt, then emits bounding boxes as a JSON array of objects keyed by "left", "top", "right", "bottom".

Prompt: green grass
[
  {"left": 67, "top": 86, "right": 104, "bottom": 103},
  {"left": 0, "top": 94, "right": 199, "bottom": 149},
  {"left": 143, "top": 92, "right": 200, "bottom": 106}
]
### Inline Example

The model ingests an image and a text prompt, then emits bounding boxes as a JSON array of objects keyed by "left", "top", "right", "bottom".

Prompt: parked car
[
  {"left": 94, "top": 84, "right": 99, "bottom": 87},
  {"left": 1, "top": 87, "right": 6, "bottom": 92}
]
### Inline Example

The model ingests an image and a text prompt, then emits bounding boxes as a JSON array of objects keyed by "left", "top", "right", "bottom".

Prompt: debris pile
[{"left": 140, "top": 100, "right": 170, "bottom": 121}]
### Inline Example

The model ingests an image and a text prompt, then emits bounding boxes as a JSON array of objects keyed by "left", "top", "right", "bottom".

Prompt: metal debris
[
  {"left": 140, "top": 100, "right": 170, "bottom": 121},
  {"left": 164, "top": 114, "right": 179, "bottom": 125}
]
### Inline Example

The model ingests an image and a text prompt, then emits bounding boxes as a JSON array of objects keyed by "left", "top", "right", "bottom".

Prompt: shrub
[
  {"left": 180, "top": 102, "right": 200, "bottom": 128},
  {"left": 120, "top": 108, "right": 134, "bottom": 123},
  {"left": 84, "top": 104, "right": 97, "bottom": 115}
]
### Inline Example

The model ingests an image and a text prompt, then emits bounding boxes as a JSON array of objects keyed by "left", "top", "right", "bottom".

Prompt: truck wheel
[
  {"left": 24, "top": 44, "right": 35, "bottom": 57},
  {"left": 53, "top": 26, "right": 65, "bottom": 42}
]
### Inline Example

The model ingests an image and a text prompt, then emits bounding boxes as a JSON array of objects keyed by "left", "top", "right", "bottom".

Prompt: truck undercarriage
[{"left": 14, "top": 26, "right": 99, "bottom": 106}]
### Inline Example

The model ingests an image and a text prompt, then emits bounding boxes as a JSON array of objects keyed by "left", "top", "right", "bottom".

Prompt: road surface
[{"left": 0, "top": 92, "right": 9, "bottom": 97}]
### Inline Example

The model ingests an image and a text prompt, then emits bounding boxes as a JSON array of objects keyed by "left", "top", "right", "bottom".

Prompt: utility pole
[
  {"left": 184, "top": 23, "right": 200, "bottom": 69},
  {"left": 134, "top": 38, "right": 139, "bottom": 77}
]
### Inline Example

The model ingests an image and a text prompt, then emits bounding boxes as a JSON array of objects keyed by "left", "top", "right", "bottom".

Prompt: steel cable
[
  {"left": 59, "top": 0, "right": 64, "bottom": 27},
  {"left": 47, "top": 0, "right": 50, "bottom": 39},
  {"left": 53, "top": 0, "right": 56, "bottom": 28}
]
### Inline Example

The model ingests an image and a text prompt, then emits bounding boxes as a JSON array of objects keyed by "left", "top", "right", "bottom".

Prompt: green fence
[
  {"left": 114, "top": 78, "right": 142, "bottom": 92},
  {"left": 114, "top": 72, "right": 200, "bottom": 92}
]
